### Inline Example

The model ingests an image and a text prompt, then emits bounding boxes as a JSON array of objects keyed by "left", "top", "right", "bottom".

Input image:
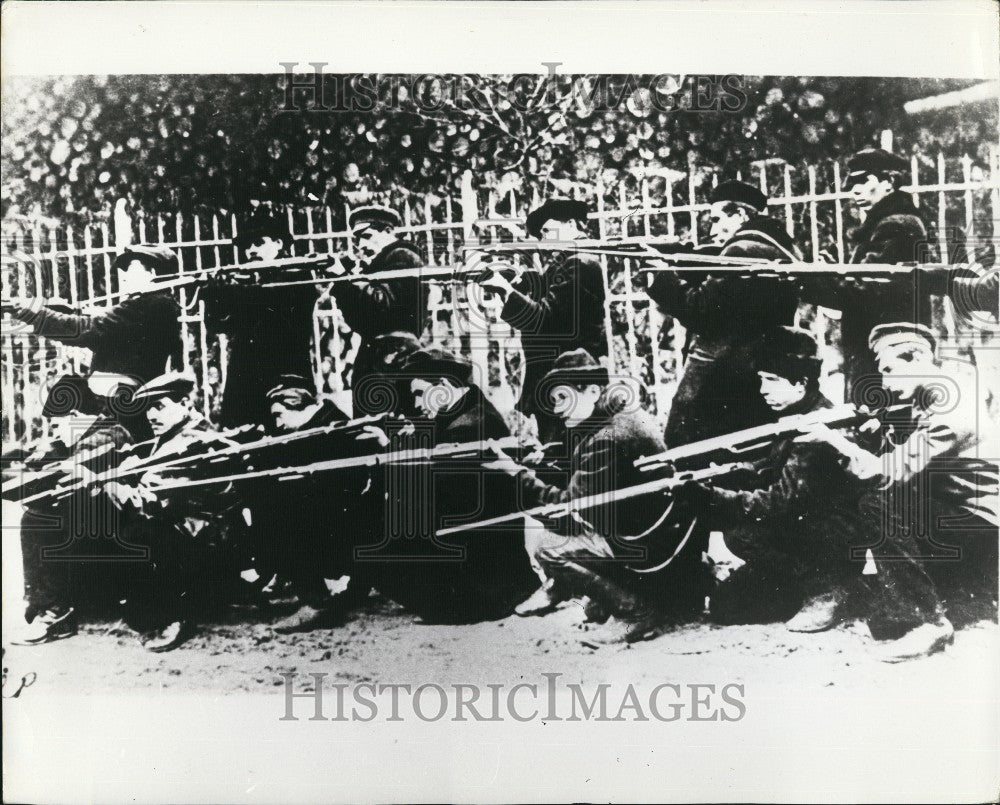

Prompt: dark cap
[
  {"left": 112, "top": 245, "right": 180, "bottom": 277},
  {"left": 370, "top": 331, "right": 422, "bottom": 374},
  {"left": 133, "top": 371, "right": 196, "bottom": 404},
  {"left": 265, "top": 373, "right": 316, "bottom": 404},
  {"left": 348, "top": 206, "right": 401, "bottom": 233},
  {"left": 753, "top": 327, "right": 822, "bottom": 382},
  {"left": 845, "top": 148, "right": 909, "bottom": 188},
  {"left": 710, "top": 180, "right": 768, "bottom": 212},
  {"left": 526, "top": 199, "right": 590, "bottom": 239},
  {"left": 401, "top": 347, "right": 473, "bottom": 385},
  {"left": 867, "top": 322, "right": 937, "bottom": 355},
  {"left": 235, "top": 216, "right": 293, "bottom": 251},
  {"left": 536, "top": 349, "right": 609, "bottom": 410}
]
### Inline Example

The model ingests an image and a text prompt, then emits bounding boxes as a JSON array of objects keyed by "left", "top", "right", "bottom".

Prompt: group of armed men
[{"left": 6, "top": 147, "right": 998, "bottom": 660}]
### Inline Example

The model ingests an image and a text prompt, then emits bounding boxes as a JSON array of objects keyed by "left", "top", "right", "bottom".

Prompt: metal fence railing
[{"left": 4, "top": 144, "right": 999, "bottom": 443}]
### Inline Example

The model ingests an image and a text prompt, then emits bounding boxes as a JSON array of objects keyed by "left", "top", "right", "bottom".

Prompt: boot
[
  {"left": 582, "top": 597, "right": 610, "bottom": 624},
  {"left": 141, "top": 620, "right": 194, "bottom": 653},
  {"left": 273, "top": 603, "right": 349, "bottom": 634},
  {"left": 785, "top": 590, "right": 846, "bottom": 633},
  {"left": 11, "top": 606, "right": 78, "bottom": 646},
  {"left": 873, "top": 616, "right": 954, "bottom": 663},
  {"left": 514, "top": 582, "right": 562, "bottom": 617}
]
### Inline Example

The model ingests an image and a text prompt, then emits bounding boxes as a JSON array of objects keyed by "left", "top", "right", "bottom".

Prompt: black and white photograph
[{"left": 2, "top": 2, "right": 998, "bottom": 802}]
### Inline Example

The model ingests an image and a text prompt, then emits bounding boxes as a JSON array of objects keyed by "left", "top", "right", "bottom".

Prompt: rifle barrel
[
  {"left": 121, "top": 435, "right": 534, "bottom": 493},
  {"left": 436, "top": 462, "right": 748, "bottom": 537},
  {"left": 634, "top": 405, "right": 865, "bottom": 471}
]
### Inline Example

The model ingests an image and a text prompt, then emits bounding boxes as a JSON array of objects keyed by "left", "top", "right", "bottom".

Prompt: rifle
[
  {"left": 15, "top": 416, "right": 384, "bottom": 507},
  {"left": 2, "top": 254, "right": 340, "bottom": 313},
  {"left": 463, "top": 239, "right": 952, "bottom": 276},
  {"left": 436, "top": 461, "right": 749, "bottom": 537},
  {"left": 258, "top": 261, "right": 517, "bottom": 289},
  {"left": 1, "top": 442, "right": 117, "bottom": 502},
  {"left": 142, "top": 435, "right": 546, "bottom": 492},
  {"left": 634, "top": 403, "right": 901, "bottom": 473}
]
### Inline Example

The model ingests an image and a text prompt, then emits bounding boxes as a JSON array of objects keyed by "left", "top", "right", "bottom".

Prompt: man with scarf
[
  {"left": 254, "top": 375, "right": 379, "bottom": 634},
  {"left": 484, "top": 349, "right": 699, "bottom": 643}
]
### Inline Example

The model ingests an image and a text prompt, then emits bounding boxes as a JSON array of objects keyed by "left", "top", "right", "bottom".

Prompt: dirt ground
[
  {"left": 4, "top": 583, "right": 998, "bottom": 699},
  {"left": 3, "top": 500, "right": 997, "bottom": 699}
]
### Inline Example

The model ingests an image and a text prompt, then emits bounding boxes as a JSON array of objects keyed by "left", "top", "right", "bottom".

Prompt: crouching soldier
[
  {"left": 791, "top": 322, "right": 997, "bottom": 660},
  {"left": 12, "top": 376, "right": 148, "bottom": 646},
  {"left": 675, "top": 326, "right": 953, "bottom": 662},
  {"left": 103, "top": 372, "right": 242, "bottom": 652},
  {"left": 258, "top": 375, "right": 377, "bottom": 634},
  {"left": 367, "top": 347, "right": 539, "bottom": 623},
  {"left": 484, "top": 349, "right": 693, "bottom": 643}
]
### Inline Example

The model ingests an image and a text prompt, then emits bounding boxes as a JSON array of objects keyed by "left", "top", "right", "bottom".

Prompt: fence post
[
  {"left": 113, "top": 198, "right": 132, "bottom": 251},
  {"left": 460, "top": 169, "right": 477, "bottom": 242}
]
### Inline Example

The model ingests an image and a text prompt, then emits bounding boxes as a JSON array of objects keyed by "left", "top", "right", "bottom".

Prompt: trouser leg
[
  {"left": 536, "top": 532, "right": 647, "bottom": 617},
  {"left": 860, "top": 537, "right": 945, "bottom": 640},
  {"left": 20, "top": 506, "right": 73, "bottom": 618}
]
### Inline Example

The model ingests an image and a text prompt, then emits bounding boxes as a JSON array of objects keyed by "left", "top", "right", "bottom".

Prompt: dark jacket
[
  {"left": 204, "top": 281, "right": 318, "bottom": 428},
  {"left": 648, "top": 217, "right": 800, "bottom": 447},
  {"left": 501, "top": 251, "right": 607, "bottom": 415},
  {"left": 801, "top": 191, "right": 933, "bottom": 396},
  {"left": 647, "top": 216, "right": 800, "bottom": 357},
  {"left": 14, "top": 292, "right": 181, "bottom": 384},
  {"left": 697, "top": 392, "right": 873, "bottom": 576},
  {"left": 517, "top": 404, "right": 668, "bottom": 543},
  {"left": 121, "top": 412, "right": 238, "bottom": 537},
  {"left": 381, "top": 383, "right": 538, "bottom": 621},
  {"left": 433, "top": 384, "right": 510, "bottom": 444},
  {"left": 331, "top": 240, "right": 428, "bottom": 415}
]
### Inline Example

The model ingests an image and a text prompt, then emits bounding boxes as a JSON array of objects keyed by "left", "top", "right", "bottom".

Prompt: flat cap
[
  {"left": 266, "top": 373, "right": 313, "bottom": 397},
  {"left": 710, "top": 180, "right": 768, "bottom": 212},
  {"left": 112, "top": 245, "right": 180, "bottom": 276},
  {"left": 133, "top": 371, "right": 196, "bottom": 403},
  {"left": 348, "top": 206, "right": 401, "bottom": 232},
  {"left": 753, "top": 326, "right": 822, "bottom": 382},
  {"left": 539, "top": 348, "right": 609, "bottom": 389},
  {"left": 401, "top": 347, "right": 474, "bottom": 385},
  {"left": 526, "top": 199, "right": 590, "bottom": 239},
  {"left": 868, "top": 322, "right": 937, "bottom": 354},
  {"left": 845, "top": 148, "right": 909, "bottom": 186}
]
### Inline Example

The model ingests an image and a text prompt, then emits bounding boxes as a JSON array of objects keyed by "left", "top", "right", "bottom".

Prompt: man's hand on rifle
[
  {"left": 481, "top": 440, "right": 523, "bottom": 477},
  {"left": 355, "top": 425, "right": 390, "bottom": 448},
  {"left": 795, "top": 424, "right": 882, "bottom": 479},
  {"left": 672, "top": 479, "right": 715, "bottom": 511},
  {"left": 478, "top": 269, "right": 515, "bottom": 301}
]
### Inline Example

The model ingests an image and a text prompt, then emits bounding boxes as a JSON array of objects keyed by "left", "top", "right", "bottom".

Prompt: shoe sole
[
  {"left": 786, "top": 620, "right": 842, "bottom": 633},
  {"left": 10, "top": 628, "right": 78, "bottom": 646},
  {"left": 877, "top": 631, "right": 955, "bottom": 663}
]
